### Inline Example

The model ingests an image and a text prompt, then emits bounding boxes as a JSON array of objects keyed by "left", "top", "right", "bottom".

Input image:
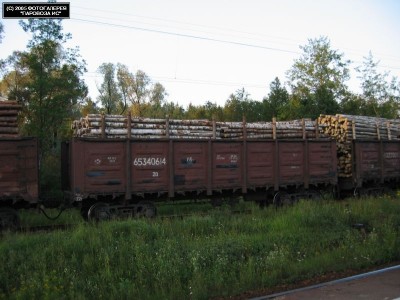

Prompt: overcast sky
[{"left": 1, "top": 0, "right": 400, "bottom": 107}]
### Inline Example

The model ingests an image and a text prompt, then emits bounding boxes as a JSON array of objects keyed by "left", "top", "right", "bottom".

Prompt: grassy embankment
[{"left": 1, "top": 197, "right": 399, "bottom": 299}]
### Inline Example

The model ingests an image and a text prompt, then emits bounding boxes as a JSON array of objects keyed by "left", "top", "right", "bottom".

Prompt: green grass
[
  {"left": 1, "top": 196, "right": 400, "bottom": 299},
  {"left": 18, "top": 208, "right": 84, "bottom": 227}
]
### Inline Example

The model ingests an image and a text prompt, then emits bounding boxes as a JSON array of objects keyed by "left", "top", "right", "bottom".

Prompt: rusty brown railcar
[
  {"left": 63, "top": 137, "right": 337, "bottom": 219},
  {"left": 338, "top": 140, "right": 400, "bottom": 196},
  {"left": 0, "top": 137, "right": 39, "bottom": 227}
]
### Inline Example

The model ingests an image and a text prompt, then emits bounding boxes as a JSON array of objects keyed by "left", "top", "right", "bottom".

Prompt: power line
[
  {"left": 73, "top": 5, "right": 304, "bottom": 47},
  {"left": 83, "top": 72, "right": 268, "bottom": 89},
  {"left": 70, "top": 17, "right": 300, "bottom": 55},
  {"left": 72, "top": 5, "right": 400, "bottom": 65},
  {"left": 70, "top": 17, "right": 400, "bottom": 72}
]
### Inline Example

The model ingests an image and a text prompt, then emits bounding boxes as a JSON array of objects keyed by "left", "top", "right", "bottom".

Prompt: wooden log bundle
[
  {"left": 72, "top": 114, "right": 330, "bottom": 141},
  {"left": 0, "top": 101, "right": 21, "bottom": 137},
  {"left": 218, "top": 119, "right": 327, "bottom": 139},
  {"left": 318, "top": 114, "right": 400, "bottom": 178},
  {"left": 72, "top": 114, "right": 217, "bottom": 139}
]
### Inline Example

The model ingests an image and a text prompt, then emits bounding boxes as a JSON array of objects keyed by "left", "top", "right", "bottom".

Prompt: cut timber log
[
  {"left": 318, "top": 114, "right": 400, "bottom": 178},
  {"left": 0, "top": 100, "right": 21, "bottom": 137},
  {"left": 73, "top": 114, "right": 330, "bottom": 141}
]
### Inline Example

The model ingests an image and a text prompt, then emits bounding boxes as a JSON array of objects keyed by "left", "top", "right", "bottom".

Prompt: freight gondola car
[{"left": 62, "top": 136, "right": 337, "bottom": 221}]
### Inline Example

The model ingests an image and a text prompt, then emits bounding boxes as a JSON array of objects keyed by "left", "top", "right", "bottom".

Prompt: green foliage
[
  {"left": 223, "top": 88, "right": 265, "bottom": 122},
  {"left": 97, "top": 63, "right": 122, "bottom": 114},
  {"left": 0, "top": 21, "right": 4, "bottom": 43},
  {"left": 96, "top": 63, "right": 170, "bottom": 117},
  {"left": 2, "top": 19, "right": 87, "bottom": 158},
  {"left": 1, "top": 197, "right": 399, "bottom": 299},
  {"left": 286, "top": 36, "right": 350, "bottom": 119},
  {"left": 353, "top": 52, "right": 400, "bottom": 118},
  {"left": 262, "top": 77, "right": 289, "bottom": 120},
  {"left": 39, "top": 153, "right": 61, "bottom": 194}
]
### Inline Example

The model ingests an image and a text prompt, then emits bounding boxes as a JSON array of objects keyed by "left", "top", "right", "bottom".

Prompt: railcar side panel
[
  {"left": 70, "top": 139, "right": 126, "bottom": 197},
  {"left": 382, "top": 142, "right": 400, "bottom": 178},
  {"left": 68, "top": 137, "right": 338, "bottom": 202},
  {"left": 246, "top": 141, "right": 275, "bottom": 188},
  {"left": 278, "top": 141, "right": 304, "bottom": 185},
  {"left": 131, "top": 141, "right": 169, "bottom": 193},
  {"left": 354, "top": 142, "right": 380, "bottom": 182},
  {"left": 308, "top": 141, "right": 337, "bottom": 185},
  {"left": 0, "top": 138, "right": 38, "bottom": 203},
  {"left": 353, "top": 141, "right": 400, "bottom": 186},
  {"left": 212, "top": 142, "right": 242, "bottom": 189},
  {"left": 173, "top": 141, "right": 208, "bottom": 191}
]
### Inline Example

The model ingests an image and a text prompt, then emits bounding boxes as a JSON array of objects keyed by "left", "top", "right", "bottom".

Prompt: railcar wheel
[
  {"left": 87, "top": 203, "right": 111, "bottom": 222},
  {"left": 0, "top": 207, "right": 20, "bottom": 230},
  {"left": 80, "top": 206, "right": 90, "bottom": 221},
  {"left": 273, "top": 192, "right": 282, "bottom": 207},
  {"left": 136, "top": 201, "right": 157, "bottom": 218},
  {"left": 308, "top": 190, "right": 322, "bottom": 200},
  {"left": 353, "top": 187, "right": 366, "bottom": 198}
]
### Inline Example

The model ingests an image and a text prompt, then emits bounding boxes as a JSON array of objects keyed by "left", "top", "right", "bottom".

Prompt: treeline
[
  {"left": 1, "top": 19, "right": 399, "bottom": 192},
  {"left": 81, "top": 36, "right": 400, "bottom": 123},
  {"left": 1, "top": 19, "right": 400, "bottom": 158}
]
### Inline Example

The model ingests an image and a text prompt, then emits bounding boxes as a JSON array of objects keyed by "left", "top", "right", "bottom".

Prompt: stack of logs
[
  {"left": 218, "top": 119, "right": 326, "bottom": 139},
  {"left": 0, "top": 100, "right": 21, "bottom": 137},
  {"left": 72, "top": 114, "right": 329, "bottom": 140},
  {"left": 318, "top": 114, "right": 400, "bottom": 178},
  {"left": 73, "top": 115, "right": 217, "bottom": 139}
]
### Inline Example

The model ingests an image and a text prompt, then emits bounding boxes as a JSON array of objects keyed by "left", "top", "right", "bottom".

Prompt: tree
[
  {"left": 150, "top": 82, "right": 168, "bottom": 106},
  {"left": 9, "top": 18, "right": 87, "bottom": 157},
  {"left": 97, "top": 63, "right": 122, "bottom": 114},
  {"left": 97, "top": 63, "right": 169, "bottom": 117},
  {"left": 263, "top": 77, "right": 289, "bottom": 120},
  {"left": 0, "top": 21, "right": 4, "bottom": 43},
  {"left": 130, "top": 70, "right": 151, "bottom": 116},
  {"left": 286, "top": 36, "right": 350, "bottom": 118},
  {"left": 79, "top": 97, "right": 99, "bottom": 116},
  {"left": 355, "top": 52, "right": 399, "bottom": 118},
  {"left": 0, "top": 51, "right": 31, "bottom": 102}
]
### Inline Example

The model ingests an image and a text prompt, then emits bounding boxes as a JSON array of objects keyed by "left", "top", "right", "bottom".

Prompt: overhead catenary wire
[
  {"left": 70, "top": 5, "right": 400, "bottom": 68},
  {"left": 70, "top": 17, "right": 300, "bottom": 55}
]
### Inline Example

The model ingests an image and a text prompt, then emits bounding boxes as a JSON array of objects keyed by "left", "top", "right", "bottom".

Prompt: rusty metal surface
[
  {"left": 246, "top": 142, "right": 275, "bottom": 188},
  {"left": 131, "top": 141, "right": 169, "bottom": 193},
  {"left": 212, "top": 142, "right": 242, "bottom": 189},
  {"left": 70, "top": 139, "right": 126, "bottom": 197},
  {"left": 278, "top": 142, "right": 305, "bottom": 185},
  {"left": 173, "top": 141, "right": 208, "bottom": 191},
  {"left": 0, "top": 137, "right": 38, "bottom": 203},
  {"left": 354, "top": 140, "right": 400, "bottom": 186},
  {"left": 308, "top": 141, "right": 337, "bottom": 185},
  {"left": 68, "top": 138, "right": 337, "bottom": 201},
  {"left": 277, "top": 140, "right": 337, "bottom": 189},
  {"left": 382, "top": 142, "right": 400, "bottom": 178}
]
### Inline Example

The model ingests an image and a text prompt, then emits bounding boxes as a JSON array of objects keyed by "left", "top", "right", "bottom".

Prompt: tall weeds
[{"left": 1, "top": 197, "right": 399, "bottom": 299}]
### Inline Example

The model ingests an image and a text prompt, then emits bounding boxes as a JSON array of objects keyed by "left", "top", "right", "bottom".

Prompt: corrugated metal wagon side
[
  {"left": 0, "top": 137, "right": 39, "bottom": 229},
  {"left": 341, "top": 140, "right": 400, "bottom": 196},
  {"left": 65, "top": 136, "right": 338, "bottom": 218},
  {"left": 0, "top": 137, "right": 39, "bottom": 205}
]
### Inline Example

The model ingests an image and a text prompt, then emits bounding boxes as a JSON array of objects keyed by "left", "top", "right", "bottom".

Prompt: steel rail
[{"left": 250, "top": 264, "right": 400, "bottom": 300}]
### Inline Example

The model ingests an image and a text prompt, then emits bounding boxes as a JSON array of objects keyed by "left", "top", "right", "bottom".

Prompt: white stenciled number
[
  {"left": 152, "top": 172, "right": 159, "bottom": 177},
  {"left": 134, "top": 157, "right": 166, "bottom": 166},
  {"left": 230, "top": 154, "right": 238, "bottom": 163}
]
